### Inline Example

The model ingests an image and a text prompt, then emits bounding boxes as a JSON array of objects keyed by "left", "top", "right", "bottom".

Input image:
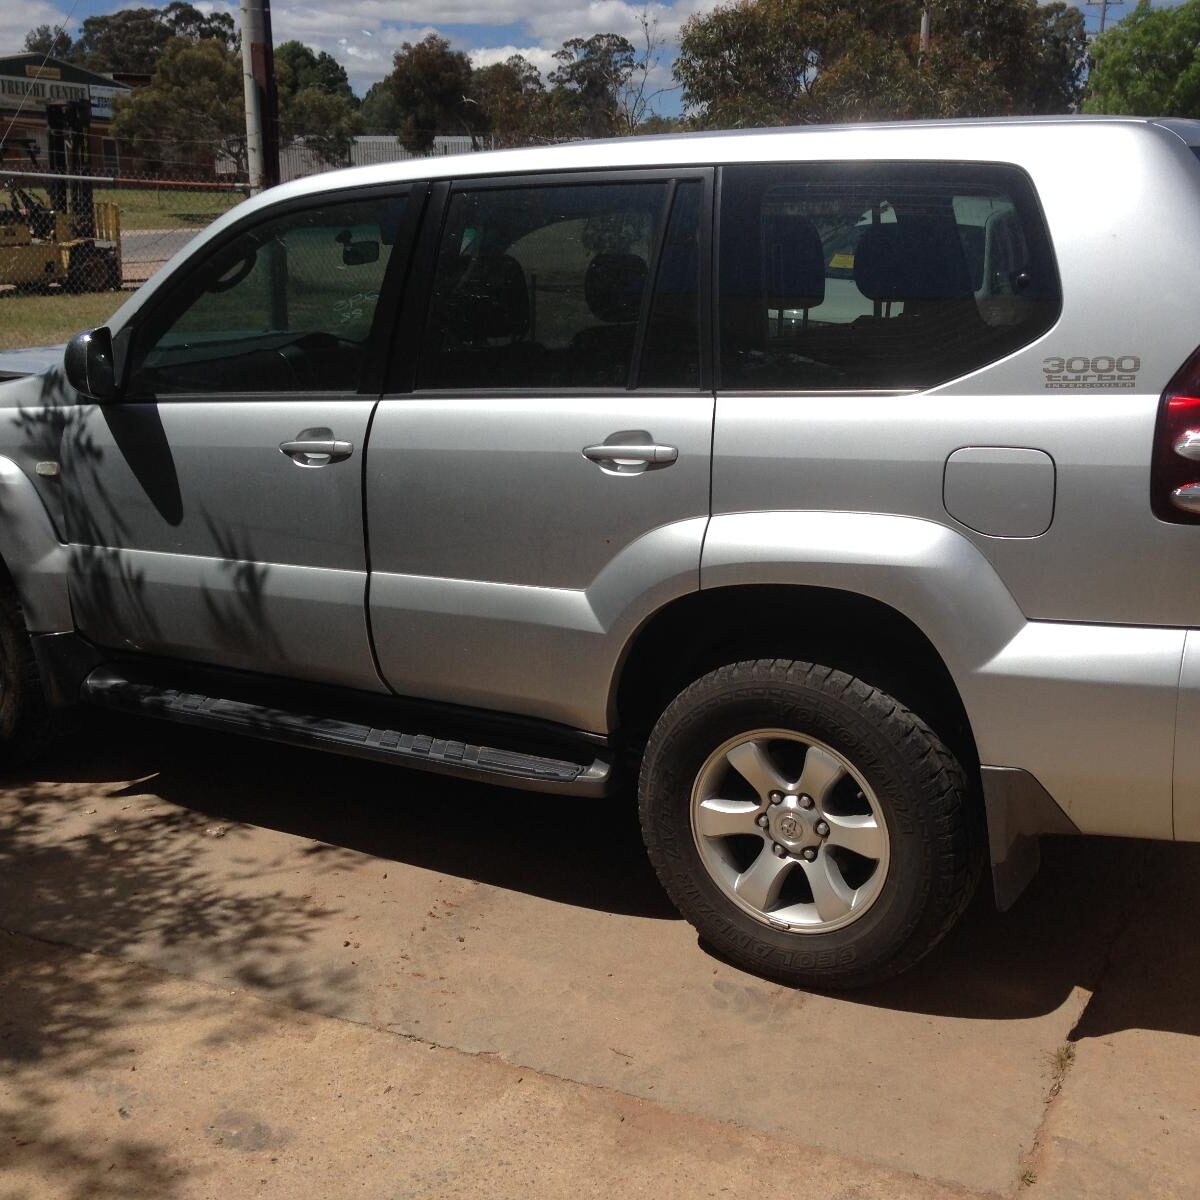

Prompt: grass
[
  {"left": 1049, "top": 1042, "right": 1076, "bottom": 1077},
  {"left": 0, "top": 291, "right": 126, "bottom": 350},
  {"left": 103, "top": 186, "right": 244, "bottom": 231}
]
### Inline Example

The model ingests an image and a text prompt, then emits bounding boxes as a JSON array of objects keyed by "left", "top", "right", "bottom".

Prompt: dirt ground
[{"left": 1, "top": 714, "right": 1197, "bottom": 1199}]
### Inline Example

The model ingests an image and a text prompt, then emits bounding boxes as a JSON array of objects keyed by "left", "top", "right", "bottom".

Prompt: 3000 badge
[{"left": 1043, "top": 355, "right": 1140, "bottom": 390}]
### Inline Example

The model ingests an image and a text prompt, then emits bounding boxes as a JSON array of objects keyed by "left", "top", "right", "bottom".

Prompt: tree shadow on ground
[
  {"left": 7, "top": 711, "right": 1200, "bottom": 1092},
  {"left": 17, "top": 713, "right": 674, "bottom": 922},
  {"left": 0, "top": 718, "right": 361, "bottom": 1199}
]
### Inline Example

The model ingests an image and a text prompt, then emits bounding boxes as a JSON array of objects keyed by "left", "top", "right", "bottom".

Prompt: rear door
[{"left": 366, "top": 170, "right": 713, "bottom": 732}]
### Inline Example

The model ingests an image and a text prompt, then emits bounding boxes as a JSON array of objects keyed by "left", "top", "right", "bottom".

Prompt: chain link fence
[{"left": 0, "top": 136, "right": 483, "bottom": 351}]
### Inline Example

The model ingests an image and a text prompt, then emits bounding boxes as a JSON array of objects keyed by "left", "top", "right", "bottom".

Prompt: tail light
[{"left": 1152, "top": 347, "right": 1200, "bottom": 523}]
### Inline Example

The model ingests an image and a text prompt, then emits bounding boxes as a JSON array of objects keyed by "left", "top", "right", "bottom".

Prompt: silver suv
[{"left": 3, "top": 116, "right": 1199, "bottom": 988}]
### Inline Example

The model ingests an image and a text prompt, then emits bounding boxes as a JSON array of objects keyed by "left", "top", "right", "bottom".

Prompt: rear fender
[{"left": 702, "top": 511, "right": 1181, "bottom": 842}]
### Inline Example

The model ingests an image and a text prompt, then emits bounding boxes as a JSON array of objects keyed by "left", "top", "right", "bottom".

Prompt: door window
[
  {"left": 419, "top": 180, "right": 700, "bottom": 390},
  {"left": 718, "top": 163, "right": 1060, "bottom": 391},
  {"left": 129, "top": 193, "right": 408, "bottom": 395}
]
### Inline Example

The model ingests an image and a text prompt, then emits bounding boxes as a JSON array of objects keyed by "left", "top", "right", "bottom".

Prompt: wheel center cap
[
  {"left": 777, "top": 812, "right": 801, "bottom": 838},
  {"left": 769, "top": 799, "right": 816, "bottom": 849}
]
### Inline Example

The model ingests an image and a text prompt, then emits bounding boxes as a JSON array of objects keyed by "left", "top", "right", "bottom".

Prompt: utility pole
[
  {"left": 1087, "top": 0, "right": 1124, "bottom": 35},
  {"left": 240, "top": 0, "right": 280, "bottom": 193},
  {"left": 919, "top": 2, "right": 932, "bottom": 55}
]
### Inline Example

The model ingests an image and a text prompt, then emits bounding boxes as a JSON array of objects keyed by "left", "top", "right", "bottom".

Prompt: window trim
[
  {"left": 713, "top": 159, "right": 1062, "bottom": 395},
  {"left": 383, "top": 166, "right": 714, "bottom": 397},
  {"left": 119, "top": 181, "right": 427, "bottom": 401}
]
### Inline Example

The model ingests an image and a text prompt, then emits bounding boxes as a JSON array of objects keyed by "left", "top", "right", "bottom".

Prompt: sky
[{"left": 0, "top": 0, "right": 1192, "bottom": 117}]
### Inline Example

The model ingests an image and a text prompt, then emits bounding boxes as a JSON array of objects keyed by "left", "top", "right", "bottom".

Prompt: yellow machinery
[{"left": 0, "top": 184, "right": 122, "bottom": 293}]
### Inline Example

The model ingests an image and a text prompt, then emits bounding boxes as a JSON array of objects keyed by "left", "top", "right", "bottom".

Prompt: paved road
[
  {"left": 1, "top": 715, "right": 1197, "bottom": 1198},
  {"left": 120, "top": 228, "right": 200, "bottom": 282}
]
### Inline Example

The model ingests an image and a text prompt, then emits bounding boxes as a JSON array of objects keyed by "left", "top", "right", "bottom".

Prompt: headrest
[
  {"left": 585, "top": 253, "right": 647, "bottom": 323},
  {"left": 854, "top": 218, "right": 972, "bottom": 303},
  {"left": 762, "top": 212, "right": 825, "bottom": 310},
  {"left": 448, "top": 254, "right": 529, "bottom": 340}
]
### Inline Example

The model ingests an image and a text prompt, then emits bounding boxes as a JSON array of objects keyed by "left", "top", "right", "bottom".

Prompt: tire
[
  {"left": 0, "top": 582, "right": 57, "bottom": 768},
  {"left": 638, "top": 659, "right": 982, "bottom": 989}
]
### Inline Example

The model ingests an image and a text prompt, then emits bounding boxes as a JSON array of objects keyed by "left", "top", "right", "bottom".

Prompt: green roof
[{"left": 0, "top": 54, "right": 131, "bottom": 91}]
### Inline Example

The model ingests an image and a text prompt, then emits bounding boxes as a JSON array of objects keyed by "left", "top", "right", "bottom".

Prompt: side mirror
[{"left": 64, "top": 326, "right": 118, "bottom": 401}]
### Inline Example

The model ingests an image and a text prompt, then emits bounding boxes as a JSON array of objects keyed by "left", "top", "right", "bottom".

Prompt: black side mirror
[{"left": 64, "top": 326, "right": 118, "bottom": 401}]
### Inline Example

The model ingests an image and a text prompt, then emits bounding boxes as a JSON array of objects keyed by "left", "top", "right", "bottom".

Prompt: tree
[
  {"left": 23, "top": 25, "right": 76, "bottom": 61},
  {"left": 281, "top": 87, "right": 363, "bottom": 166},
  {"left": 674, "top": 0, "right": 1087, "bottom": 127},
  {"left": 1084, "top": 0, "right": 1200, "bottom": 116},
  {"left": 111, "top": 36, "right": 245, "bottom": 175},
  {"left": 550, "top": 33, "right": 636, "bottom": 138},
  {"left": 276, "top": 41, "right": 355, "bottom": 102},
  {"left": 387, "top": 34, "right": 481, "bottom": 153},
  {"left": 161, "top": 1, "right": 236, "bottom": 48},
  {"left": 471, "top": 55, "right": 554, "bottom": 146},
  {"left": 359, "top": 80, "right": 403, "bottom": 134},
  {"left": 617, "top": 10, "right": 675, "bottom": 134},
  {"left": 51, "top": 3, "right": 236, "bottom": 75}
]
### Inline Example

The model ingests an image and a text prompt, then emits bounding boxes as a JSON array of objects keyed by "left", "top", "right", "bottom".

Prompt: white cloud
[
  {"left": 468, "top": 44, "right": 559, "bottom": 76},
  {"left": 80, "top": 0, "right": 724, "bottom": 103},
  {"left": 0, "top": 0, "right": 74, "bottom": 58}
]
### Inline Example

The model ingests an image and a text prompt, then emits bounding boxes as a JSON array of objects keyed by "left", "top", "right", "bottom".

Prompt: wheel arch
[
  {"left": 611, "top": 583, "right": 980, "bottom": 775},
  {"left": 0, "top": 456, "right": 73, "bottom": 633}
]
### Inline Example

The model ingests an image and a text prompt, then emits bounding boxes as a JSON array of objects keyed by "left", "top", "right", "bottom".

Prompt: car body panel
[
  {"left": 700, "top": 510, "right": 1182, "bottom": 839},
  {"left": 61, "top": 398, "right": 383, "bottom": 690},
  {"left": 366, "top": 396, "right": 714, "bottom": 729}
]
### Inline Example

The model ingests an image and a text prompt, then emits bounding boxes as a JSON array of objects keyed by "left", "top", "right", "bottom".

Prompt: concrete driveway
[{"left": 1, "top": 714, "right": 1197, "bottom": 1199}]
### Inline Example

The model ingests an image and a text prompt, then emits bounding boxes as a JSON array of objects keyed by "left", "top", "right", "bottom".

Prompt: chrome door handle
[
  {"left": 582, "top": 442, "right": 679, "bottom": 466},
  {"left": 279, "top": 438, "right": 353, "bottom": 466}
]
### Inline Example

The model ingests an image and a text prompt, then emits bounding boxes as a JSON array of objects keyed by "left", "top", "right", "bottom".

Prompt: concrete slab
[
  {"left": 0, "top": 932, "right": 976, "bottom": 1200},
  {"left": 0, "top": 717, "right": 1159, "bottom": 1194},
  {"left": 1033, "top": 843, "right": 1200, "bottom": 1199}
]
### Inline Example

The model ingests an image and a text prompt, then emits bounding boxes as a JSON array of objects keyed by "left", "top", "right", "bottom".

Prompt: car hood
[{"left": 0, "top": 344, "right": 66, "bottom": 381}]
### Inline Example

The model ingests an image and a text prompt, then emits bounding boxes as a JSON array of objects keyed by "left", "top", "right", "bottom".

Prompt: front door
[
  {"left": 367, "top": 172, "right": 713, "bottom": 732},
  {"left": 61, "top": 188, "right": 418, "bottom": 691}
]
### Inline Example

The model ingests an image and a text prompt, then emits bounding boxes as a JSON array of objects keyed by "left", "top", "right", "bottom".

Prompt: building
[{"left": 0, "top": 54, "right": 132, "bottom": 176}]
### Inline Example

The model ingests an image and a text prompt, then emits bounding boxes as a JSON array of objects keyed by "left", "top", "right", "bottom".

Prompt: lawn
[
  {"left": 102, "top": 186, "right": 244, "bottom": 231},
  {"left": 0, "top": 291, "right": 126, "bottom": 351}
]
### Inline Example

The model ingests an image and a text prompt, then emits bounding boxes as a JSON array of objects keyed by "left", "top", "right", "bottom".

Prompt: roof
[
  {"left": 257, "top": 113, "right": 1200, "bottom": 201},
  {"left": 0, "top": 53, "right": 131, "bottom": 91}
]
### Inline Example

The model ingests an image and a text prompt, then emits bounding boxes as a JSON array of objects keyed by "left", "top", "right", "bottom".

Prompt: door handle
[
  {"left": 279, "top": 438, "right": 353, "bottom": 466},
  {"left": 582, "top": 442, "right": 679, "bottom": 467}
]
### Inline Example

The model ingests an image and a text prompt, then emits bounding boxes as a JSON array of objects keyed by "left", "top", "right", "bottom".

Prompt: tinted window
[
  {"left": 719, "top": 164, "right": 1059, "bottom": 391},
  {"left": 640, "top": 181, "right": 703, "bottom": 388},
  {"left": 419, "top": 182, "right": 672, "bottom": 390},
  {"left": 130, "top": 194, "right": 407, "bottom": 395}
]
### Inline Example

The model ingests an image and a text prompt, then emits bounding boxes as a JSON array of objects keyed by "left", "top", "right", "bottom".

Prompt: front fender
[
  {"left": 702, "top": 511, "right": 1181, "bottom": 840},
  {"left": 0, "top": 456, "right": 72, "bottom": 633}
]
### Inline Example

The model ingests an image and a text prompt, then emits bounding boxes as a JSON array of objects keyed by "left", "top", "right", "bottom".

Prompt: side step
[{"left": 83, "top": 667, "right": 611, "bottom": 797}]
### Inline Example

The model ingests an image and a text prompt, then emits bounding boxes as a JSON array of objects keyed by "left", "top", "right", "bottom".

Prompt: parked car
[{"left": 2, "top": 116, "right": 1199, "bottom": 988}]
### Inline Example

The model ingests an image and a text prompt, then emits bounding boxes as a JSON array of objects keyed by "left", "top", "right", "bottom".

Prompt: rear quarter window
[{"left": 718, "top": 162, "right": 1060, "bottom": 392}]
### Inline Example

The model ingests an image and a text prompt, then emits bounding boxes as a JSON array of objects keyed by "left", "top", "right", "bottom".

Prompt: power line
[
  {"left": 0, "top": 0, "right": 86, "bottom": 151},
  {"left": 1087, "top": 0, "right": 1125, "bottom": 35}
]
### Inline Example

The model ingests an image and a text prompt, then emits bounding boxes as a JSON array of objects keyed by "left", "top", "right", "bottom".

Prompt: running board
[{"left": 82, "top": 668, "right": 611, "bottom": 796}]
